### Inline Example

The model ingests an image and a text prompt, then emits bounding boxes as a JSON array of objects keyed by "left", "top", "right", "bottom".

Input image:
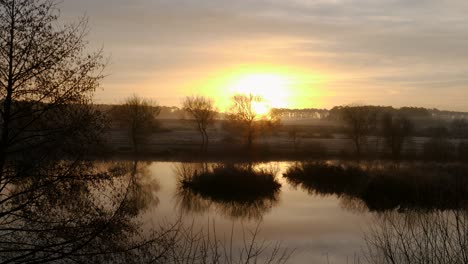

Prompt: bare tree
[
  {"left": 112, "top": 95, "right": 161, "bottom": 152},
  {"left": 340, "top": 106, "right": 378, "bottom": 156},
  {"left": 381, "top": 113, "right": 413, "bottom": 160},
  {"left": 226, "top": 94, "right": 280, "bottom": 149},
  {"left": 182, "top": 96, "right": 217, "bottom": 151},
  {"left": 0, "top": 1, "right": 165, "bottom": 262},
  {"left": 0, "top": 0, "right": 105, "bottom": 166},
  {"left": 226, "top": 94, "right": 261, "bottom": 149}
]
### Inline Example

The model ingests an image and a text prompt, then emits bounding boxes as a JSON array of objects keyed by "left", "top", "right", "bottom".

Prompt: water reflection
[
  {"left": 284, "top": 162, "right": 468, "bottom": 211},
  {"left": 7, "top": 159, "right": 466, "bottom": 263},
  {"left": 0, "top": 160, "right": 162, "bottom": 263},
  {"left": 175, "top": 163, "right": 281, "bottom": 220},
  {"left": 123, "top": 161, "right": 161, "bottom": 215},
  {"left": 282, "top": 161, "right": 468, "bottom": 262}
]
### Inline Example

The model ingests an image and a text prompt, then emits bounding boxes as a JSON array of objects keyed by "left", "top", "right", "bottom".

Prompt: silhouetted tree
[
  {"left": 258, "top": 110, "right": 282, "bottom": 138},
  {"left": 381, "top": 113, "right": 413, "bottom": 159},
  {"left": 340, "top": 105, "right": 378, "bottom": 156},
  {"left": 182, "top": 96, "right": 217, "bottom": 151},
  {"left": 0, "top": 0, "right": 105, "bottom": 167},
  {"left": 112, "top": 95, "right": 161, "bottom": 152},
  {"left": 226, "top": 94, "right": 261, "bottom": 149},
  {"left": 226, "top": 94, "right": 279, "bottom": 149},
  {"left": 0, "top": 1, "right": 169, "bottom": 262}
]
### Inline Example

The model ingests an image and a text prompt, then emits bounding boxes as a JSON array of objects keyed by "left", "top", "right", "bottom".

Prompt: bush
[
  {"left": 284, "top": 162, "right": 367, "bottom": 196},
  {"left": 176, "top": 163, "right": 282, "bottom": 219},
  {"left": 284, "top": 162, "right": 468, "bottom": 211},
  {"left": 181, "top": 164, "right": 281, "bottom": 203}
]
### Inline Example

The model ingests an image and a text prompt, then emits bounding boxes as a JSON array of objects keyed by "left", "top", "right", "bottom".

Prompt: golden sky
[{"left": 62, "top": 0, "right": 468, "bottom": 111}]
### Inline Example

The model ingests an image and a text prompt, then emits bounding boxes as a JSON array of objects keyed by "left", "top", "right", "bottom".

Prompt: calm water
[
  {"left": 3, "top": 158, "right": 464, "bottom": 263},
  {"left": 137, "top": 162, "right": 371, "bottom": 264}
]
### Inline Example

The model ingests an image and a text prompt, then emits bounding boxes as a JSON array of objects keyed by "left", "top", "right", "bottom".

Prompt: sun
[
  {"left": 228, "top": 73, "right": 291, "bottom": 115},
  {"left": 252, "top": 101, "right": 270, "bottom": 115},
  {"left": 193, "top": 65, "right": 328, "bottom": 112}
]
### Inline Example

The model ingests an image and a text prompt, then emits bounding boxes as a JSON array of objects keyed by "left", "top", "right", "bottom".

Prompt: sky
[{"left": 61, "top": 0, "right": 468, "bottom": 111}]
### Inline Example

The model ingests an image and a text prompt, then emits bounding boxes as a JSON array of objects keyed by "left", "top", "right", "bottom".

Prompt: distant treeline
[
  {"left": 95, "top": 103, "right": 468, "bottom": 139},
  {"left": 93, "top": 104, "right": 468, "bottom": 121},
  {"left": 277, "top": 106, "right": 468, "bottom": 120},
  {"left": 7, "top": 99, "right": 464, "bottom": 160}
]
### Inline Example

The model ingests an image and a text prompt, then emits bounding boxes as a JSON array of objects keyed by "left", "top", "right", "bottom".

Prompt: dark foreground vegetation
[
  {"left": 284, "top": 162, "right": 468, "bottom": 211},
  {"left": 365, "top": 210, "right": 467, "bottom": 264}
]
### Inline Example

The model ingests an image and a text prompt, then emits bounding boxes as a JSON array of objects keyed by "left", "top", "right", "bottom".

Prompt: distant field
[{"left": 103, "top": 119, "right": 465, "bottom": 160}]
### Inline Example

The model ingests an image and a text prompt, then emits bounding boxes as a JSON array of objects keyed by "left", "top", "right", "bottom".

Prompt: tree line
[
  {"left": 107, "top": 97, "right": 468, "bottom": 160},
  {"left": 336, "top": 105, "right": 468, "bottom": 160},
  {"left": 110, "top": 94, "right": 281, "bottom": 152}
]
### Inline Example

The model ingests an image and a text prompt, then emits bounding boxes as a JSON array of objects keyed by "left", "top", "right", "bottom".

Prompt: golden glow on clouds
[
  {"left": 228, "top": 73, "right": 290, "bottom": 114},
  {"left": 68, "top": 1, "right": 468, "bottom": 112},
  {"left": 191, "top": 65, "right": 328, "bottom": 112}
]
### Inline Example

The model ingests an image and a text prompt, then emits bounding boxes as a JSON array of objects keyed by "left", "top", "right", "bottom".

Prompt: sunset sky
[{"left": 61, "top": 0, "right": 468, "bottom": 111}]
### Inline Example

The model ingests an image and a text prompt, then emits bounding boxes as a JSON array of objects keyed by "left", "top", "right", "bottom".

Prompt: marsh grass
[
  {"left": 164, "top": 220, "right": 293, "bottom": 264},
  {"left": 176, "top": 163, "right": 282, "bottom": 219},
  {"left": 180, "top": 164, "right": 281, "bottom": 203},
  {"left": 284, "top": 162, "right": 468, "bottom": 211},
  {"left": 364, "top": 210, "right": 468, "bottom": 264}
]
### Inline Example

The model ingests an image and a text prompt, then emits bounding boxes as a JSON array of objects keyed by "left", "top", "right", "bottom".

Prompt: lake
[{"left": 129, "top": 161, "right": 468, "bottom": 264}]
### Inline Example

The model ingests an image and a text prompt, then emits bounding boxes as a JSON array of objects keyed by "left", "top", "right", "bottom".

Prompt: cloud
[{"left": 61, "top": 0, "right": 468, "bottom": 110}]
